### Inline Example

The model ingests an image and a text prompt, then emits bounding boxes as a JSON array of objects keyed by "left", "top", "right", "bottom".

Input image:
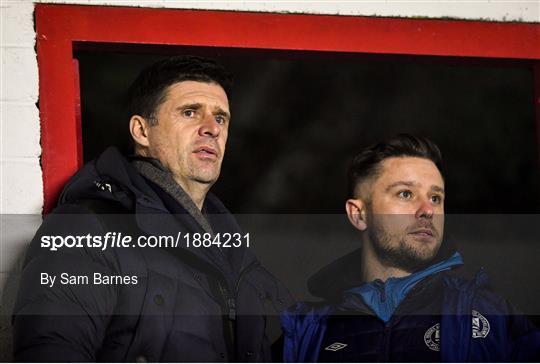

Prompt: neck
[
  {"left": 135, "top": 148, "right": 209, "bottom": 211},
  {"left": 360, "top": 237, "right": 411, "bottom": 283}
]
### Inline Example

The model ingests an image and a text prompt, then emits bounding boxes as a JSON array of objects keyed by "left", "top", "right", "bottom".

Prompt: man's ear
[
  {"left": 129, "top": 115, "right": 151, "bottom": 148},
  {"left": 345, "top": 198, "right": 368, "bottom": 231}
]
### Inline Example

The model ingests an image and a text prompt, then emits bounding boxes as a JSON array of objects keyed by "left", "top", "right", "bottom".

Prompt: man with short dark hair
[
  {"left": 13, "top": 56, "right": 291, "bottom": 362},
  {"left": 282, "top": 134, "right": 540, "bottom": 362}
]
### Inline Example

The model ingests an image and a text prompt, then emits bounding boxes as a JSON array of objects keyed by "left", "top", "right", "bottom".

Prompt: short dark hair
[
  {"left": 347, "top": 134, "right": 444, "bottom": 198},
  {"left": 128, "top": 55, "right": 233, "bottom": 125}
]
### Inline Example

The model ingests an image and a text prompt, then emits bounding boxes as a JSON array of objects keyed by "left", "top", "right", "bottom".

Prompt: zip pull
[
  {"left": 228, "top": 298, "right": 236, "bottom": 320},
  {"left": 94, "top": 180, "right": 113, "bottom": 193},
  {"left": 381, "top": 285, "right": 387, "bottom": 302},
  {"left": 374, "top": 279, "right": 387, "bottom": 302},
  {"left": 221, "top": 285, "right": 236, "bottom": 320}
]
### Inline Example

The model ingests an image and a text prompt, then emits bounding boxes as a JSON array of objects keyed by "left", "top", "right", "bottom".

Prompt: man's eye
[
  {"left": 431, "top": 195, "right": 443, "bottom": 204},
  {"left": 397, "top": 191, "right": 412, "bottom": 199},
  {"left": 182, "top": 109, "right": 196, "bottom": 118},
  {"left": 215, "top": 115, "right": 226, "bottom": 124}
]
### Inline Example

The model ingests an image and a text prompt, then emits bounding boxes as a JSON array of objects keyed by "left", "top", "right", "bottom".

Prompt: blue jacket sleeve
[{"left": 281, "top": 303, "right": 331, "bottom": 362}]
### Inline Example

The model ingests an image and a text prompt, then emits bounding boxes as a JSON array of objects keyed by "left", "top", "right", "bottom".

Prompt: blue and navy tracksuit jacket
[{"left": 281, "top": 252, "right": 540, "bottom": 362}]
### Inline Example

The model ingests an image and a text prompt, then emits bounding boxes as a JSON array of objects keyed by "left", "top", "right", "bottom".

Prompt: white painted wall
[
  {"left": 1, "top": 2, "right": 41, "bottom": 359},
  {"left": 0, "top": 0, "right": 538, "bottom": 361},
  {"left": 36, "top": 0, "right": 540, "bottom": 23}
]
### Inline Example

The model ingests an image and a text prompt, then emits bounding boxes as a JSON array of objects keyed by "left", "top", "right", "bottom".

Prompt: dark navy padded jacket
[{"left": 13, "top": 147, "right": 292, "bottom": 362}]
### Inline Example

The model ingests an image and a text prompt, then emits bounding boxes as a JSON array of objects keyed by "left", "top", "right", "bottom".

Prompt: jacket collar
[{"left": 347, "top": 252, "right": 463, "bottom": 322}]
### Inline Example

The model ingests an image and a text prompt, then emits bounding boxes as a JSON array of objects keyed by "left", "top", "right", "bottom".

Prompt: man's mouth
[
  {"left": 193, "top": 146, "right": 218, "bottom": 158},
  {"left": 409, "top": 228, "right": 435, "bottom": 238},
  {"left": 409, "top": 226, "right": 439, "bottom": 240}
]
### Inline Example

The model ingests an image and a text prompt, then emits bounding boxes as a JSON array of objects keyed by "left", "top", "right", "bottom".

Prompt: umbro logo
[{"left": 325, "top": 342, "right": 348, "bottom": 351}]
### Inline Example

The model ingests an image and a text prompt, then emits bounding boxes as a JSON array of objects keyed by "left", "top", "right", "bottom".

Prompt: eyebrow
[
  {"left": 176, "top": 103, "right": 231, "bottom": 120},
  {"left": 213, "top": 106, "right": 231, "bottom": 120},
  {"left": 386, "top": 181, "right": 445, "bottom": 194},
  {"left": 431, "top": 185, "right": 445, "bottom": 194},
  {"left": 385, "top": 181, "right": 416, "bottom": 192}
]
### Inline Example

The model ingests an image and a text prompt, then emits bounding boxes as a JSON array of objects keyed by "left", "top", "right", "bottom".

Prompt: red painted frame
[{"left": 35, "top": 4, "right": 540, "bottom": 213}]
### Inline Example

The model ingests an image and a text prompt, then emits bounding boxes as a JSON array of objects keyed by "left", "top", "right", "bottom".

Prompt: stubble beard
[
  {"left": 368, "top": 219, "right": 441, "bottom": 273},
  {"left": 187, "top": 157, "right": 222, "bottom": 185}
]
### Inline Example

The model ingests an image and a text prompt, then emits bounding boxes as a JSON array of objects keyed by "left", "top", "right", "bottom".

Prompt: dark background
[
  {"left": 77, "top": 46, "right": 539, "bottom": 214},
  {"left": 76, "top": 47, "right": 540, "bottom": 317}
]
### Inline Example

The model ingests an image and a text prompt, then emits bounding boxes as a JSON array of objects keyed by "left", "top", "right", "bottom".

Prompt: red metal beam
[
  {"left": 36, "top": 37, "right": 78, "bottom": 213},
  {"left": 35, "top": 4, "right": 540, "bottom": 213},
  {"left": 36, "top": 5, "right": 539, "bottom": 59}
]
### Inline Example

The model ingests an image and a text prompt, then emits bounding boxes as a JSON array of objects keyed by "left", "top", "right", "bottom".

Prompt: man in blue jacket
[{"left": 282, "top": 134, "right": 539, "bottom": 362}]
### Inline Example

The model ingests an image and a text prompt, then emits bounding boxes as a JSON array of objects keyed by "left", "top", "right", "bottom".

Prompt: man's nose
[
  {"left": 199, "top": 112, "right": 220, "bottom": 137},
  {"left": 415, "top": 199, "right": 434, "bottom": 219}
]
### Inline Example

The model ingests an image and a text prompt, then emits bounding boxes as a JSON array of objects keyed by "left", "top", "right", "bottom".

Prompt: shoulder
[
  {"left": 34, "top": 199, "right": 131, "bottom": 243},
  {"left": 31, "top": 202, "right": 110, "bottom": 251},
  {"left": 58, "top": 147, "right": 149, "bottom": 209},
  {"left": 441, "top": 269, "right": 540, "bottom": 360},
  {"left": 441, "top": 268, "right": 511, "bottom": 312},
  {"left": 440, "top": 268, "right": 537, "bottom": 335}
]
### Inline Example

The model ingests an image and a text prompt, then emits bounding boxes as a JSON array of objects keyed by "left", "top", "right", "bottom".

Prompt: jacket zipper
[
  {"left": 218, "top": 260, "right": 261, "bottom": 360},
  {"left": 218, "top": 282, "right": 236, "bottom": 359},
  {"left": 382, "top": 322, "right": 392, "bottom": 362}
]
